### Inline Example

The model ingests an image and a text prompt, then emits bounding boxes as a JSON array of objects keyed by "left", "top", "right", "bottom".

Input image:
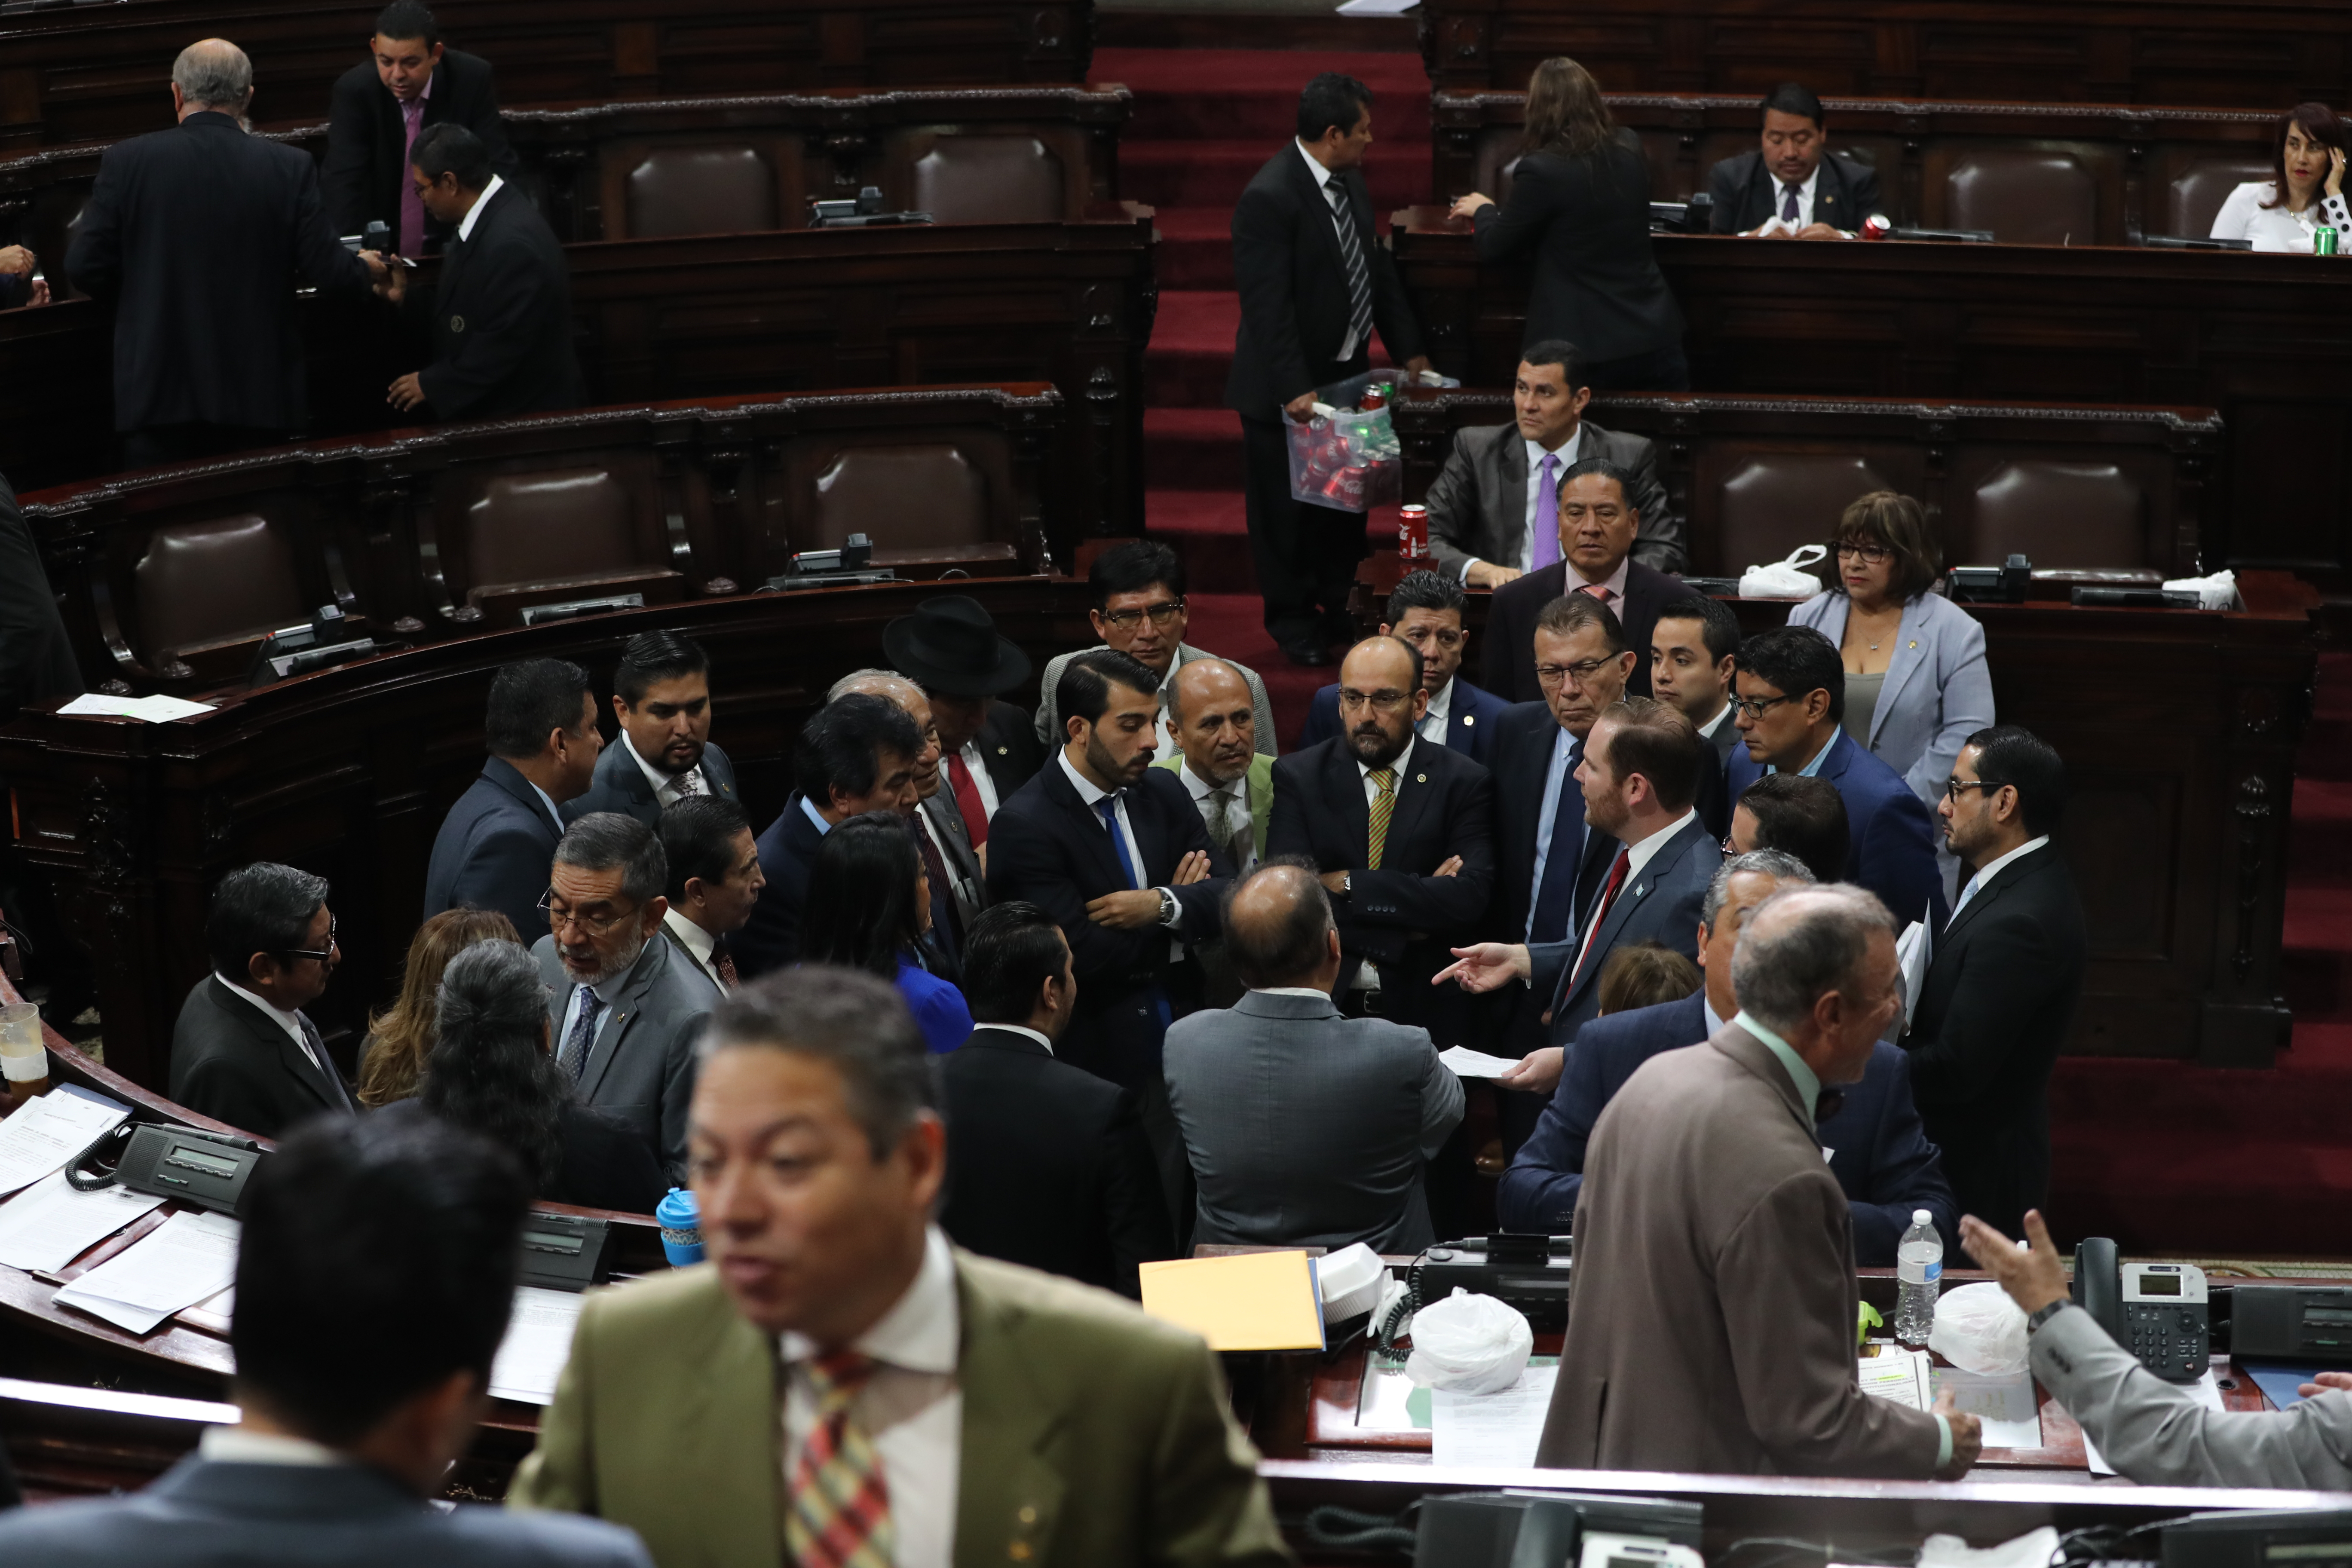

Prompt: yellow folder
[{"left": 1138, "top": 1250, "right": 1327, "bottom": 1352}]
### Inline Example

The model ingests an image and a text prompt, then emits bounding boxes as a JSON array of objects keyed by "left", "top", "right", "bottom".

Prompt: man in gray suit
[
  {"left": 532, "top": 813, "right": 710, "bottom": 1182},
  {"left": 1164, "top": 861, "right": 1463, "bottom": 1252},
  {"left": 1536, "top": 885, "right": 1981, "bottom": 1478},
  {"left": 563, "top": 629, "right": 741, "bottom": 825},
  {"left": 0, "top": 1113, "right": 650, "bottom": 1566},
  {"left": 1963, "top": 1209, "right": 2352, "bottom": 1488},
  {"left": 1422, "top": 341, "right": 1683, "bottom": 584}
]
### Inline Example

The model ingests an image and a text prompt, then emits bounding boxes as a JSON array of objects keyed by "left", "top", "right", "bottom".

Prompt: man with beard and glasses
[
  {"left": 1268, "top": 636, "right": 1494, "bottom": 1040},
  {"left": 564, "top": 631, "right": 740, "bottom": 826},
  {"left": 530, "top": 812, "right": 713, "bottom": 1182}
]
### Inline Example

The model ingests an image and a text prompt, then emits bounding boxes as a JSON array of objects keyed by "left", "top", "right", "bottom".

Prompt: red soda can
[
  {"left": 1360, "top": 382, "right": 1389, "bottom": 411},
  {"left": 1323, "top": 466, "right": 1368, "bottom": 508},
  {"left": 1861, "top": 214, "right": 1893, "bottom": 241},
  {"left": 1398, "top": 503, "right": 1429, "bottom": 558}
]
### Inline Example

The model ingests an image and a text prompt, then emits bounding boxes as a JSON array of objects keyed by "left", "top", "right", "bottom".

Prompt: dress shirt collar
[
  {"left": 623, "top": 729, "right": 704, "bottom": 802},
  {"left": 1619, "top": 808, "right": 1698, "bottom": 881},
  {"left": 1253, "top": 986, "right": 1335, "bottom": 1001},
  {"left": 1424, "top": 677, "right": 1455, "bottom": 727},
  {"left": 1358, "top": 735, "right": 1415, "bottom": 784},
  {"left": 525, "top": 778, "right": 565, "bottom": 835},
  {"left": 1958, "top": 835, "right": 2050, "bottom": 910},
  {"left": 781, "top": 1225, "right": 959, "bottom": 1374},
  {"left": 1179, "top": 759, "right": 1244, "bottom": 802},
  {"left": 1567, "top": 553, "right": 1632, "bottom": 601},
  {"left": 1694, "top": 699, "right": 1733, "bottom": 739},
  {"left": 455, "top": 173, "right": 504, "bottom": 242},
  {"left": 984, "top": 1023, "right": 1056, "bottom": 1055},
  {"left": 1058, "top": 748, "right": 1116, "bottom": 806},
  {"left": 215, "top": 975, "right": 309, "bottom": 1051},
  {"left": 1735, "top": 1008, "right": 1820, "bottom": 1132},
  {"left": 1770, "top": 728, "right": 1838, "bottom": 778},
  {"left": 1295, "top": 140, "right": 1335, "bottom": 191},
  {"left": 799, "top": 793, "right": 833, "bottom": 836},
  {"left": 1702, "top": 992, "right": 1726, "bottom": 1037},
  {"left": 662, "top": 904, "right": 718, "bottom": 966},
  {"left": 200, "top": 1426, "right": 341, "bottom": 1467},
  {"left": 1525, "top": 424, "right": 1584, "bottom": 470}
]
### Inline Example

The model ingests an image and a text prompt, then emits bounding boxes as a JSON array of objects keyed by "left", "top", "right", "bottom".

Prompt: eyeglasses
[
  {"left": 1338, "top": 687, "right": 1414, "bottom": 713},
  {"left": 1944, "top": 777, "right": 2000, "bottom": 802},
  {"left": 276, "top": 919, "right": 338, "bottom": 963},
  {"left": 539, "top": 890, "right": 640, "bottom": 937},
  {"left": 1729, "top": 692, "right": 1800, "bottom": 721},
  {"left": 1535, "top": 658, "right": 1621, "bottom": 689},
  {"left": 1832, "top": 541, "right": 1893, "bottom": 564},
  {"left": 1099, "top": 598, "right": 1186, "bottom": 632}
]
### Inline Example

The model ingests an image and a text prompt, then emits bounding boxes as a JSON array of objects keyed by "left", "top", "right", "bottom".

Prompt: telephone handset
[{"left": 2072, "top": 1235, "right": 2209, "bottom": 1383}]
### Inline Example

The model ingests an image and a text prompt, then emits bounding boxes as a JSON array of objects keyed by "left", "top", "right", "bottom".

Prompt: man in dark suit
[
  {"left": 1269, "top": 635, "right": 1495, "bottom": 1041},
  {"left": 424, "top": 658, "right": 601, "bottom": 941},
  {"left": 381, "top": 122, "right": 582, "bottom": 421},
  {"left": 736, "top": 694, "right": 922, "bottom": 978},
  {"left": 532, "top": 813, "right": 712, "bottom": 1182},
  {"left": 1298, "top": 570, "right": 1512, "bottom": 763},
  {"left": 564, "top": 630, "right": 739, "bottom": 825},
  {"left": 937, "top": 901, "right": 1172, "bottom": 1297},
  {"left": 888, "top": 593, "right": 1044, "bottom": 854},
  {"left": 986, "top": 649, "right": 1232, "bottom": 1090},
  {"left": 829, "top": 668, "right": 967, "bottom": 979},
  {"left": 1726, "top": 625, "right": 1944, "bottom": 929},
  {"left": 1730, "top": 772, "right": 1851, "bottom": 884},
  {"left": 170, "top": 863, "right": 357, "bottom": 1136},
  {"left": 1904, "top": 726, "right": 2088, "bottom": 1236},
  {"left": 1706, "top": 82, "right": 1883, "bottom": 239},
  {"left": 0, "top": 1115, "right": 653, "bottom": 1568},
  {"left": 1228, "top": 72, "right": 1431, "bottom": 666},
  {"left": 1651, "top": 592, "right": 1742, "bottom": 836},
  {"left": 1482, "top": 457, "right": 1684, "bottom": 704},
  {"left": 1425, "top": 343, "right": 1682, "bottom": 583},
  {"left": 65, "top": 40, "right": 384, "bottom": 471},
  {"left": 655, "top": 796, "right": 763, "bottom": 998},
  {"left": 322, "top": 1, "right": 520, "bottom": 256},
  {"left": 1500, "top": 848, "right": 1958, "bottom": 1263}
]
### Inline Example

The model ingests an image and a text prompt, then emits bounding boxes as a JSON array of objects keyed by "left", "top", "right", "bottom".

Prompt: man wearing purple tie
[
  {"left": 1704, "top": 83, "right": 1882, "bottom": 241},
  {"left": 321, "top": 1, "right": 520, "bottom": 254}
]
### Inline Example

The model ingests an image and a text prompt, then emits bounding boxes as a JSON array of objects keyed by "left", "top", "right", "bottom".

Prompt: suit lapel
[
  {"left": 1944, "top": 849, "right": 2042, "bottom": 949},
  {"left": 579, "top": 940, "right": 661, "bottom": 1098},
  {"left": 1383, "top": 746, "right": 1441, "bottom": 864},
  {"left": 211, "top": 981, "right": 340, "bottom": 1112},
  {"left": 1871, "top": 598, "right": 1934, "bottom": 747},
  {"left": 1494, "top": 429, "right": 1530, "bottom": 566},
  {"left": 1047, "top": 764, "right": 1130, "bottom": 891},
  {"left": 1561, "top": 824, "right": 1697, "bottom": 1011},
  {"left": 1291, "top": 149, "right": 1348, "bottom": 276},
  {"left": 954, "top": 1258, "right": 1072, "bottom": 1568},
  {"left": 669, "top": 1283, "right": 785, "bottom": 1562}
]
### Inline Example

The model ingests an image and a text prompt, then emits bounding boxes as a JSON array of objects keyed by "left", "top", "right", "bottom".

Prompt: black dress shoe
[{"left": 1280, "top": 638, "right": 1334, "bottom": 667}]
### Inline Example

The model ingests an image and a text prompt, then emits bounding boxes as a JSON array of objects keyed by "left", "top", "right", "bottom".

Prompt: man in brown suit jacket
[{"left": 1537, "top": 884, "right": 1983, "bottom": 1479}]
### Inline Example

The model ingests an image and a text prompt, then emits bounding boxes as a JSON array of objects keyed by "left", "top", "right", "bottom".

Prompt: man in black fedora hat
[{"left": 886, "top": 595, "right": 1047, "bottom": 878}]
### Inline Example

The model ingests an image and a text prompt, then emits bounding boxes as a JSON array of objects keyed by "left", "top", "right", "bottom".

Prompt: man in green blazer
[{"left": 509, "top": 965, "right": 1290, "bottom": 1568}]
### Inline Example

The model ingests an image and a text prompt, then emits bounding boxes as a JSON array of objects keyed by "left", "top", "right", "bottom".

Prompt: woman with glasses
[
  {"left": 801, "top": 810, "right": 974, "bottom": 1055},
  {"left": 1788, "top": 490, "right": 1994, "bottom": 812}
]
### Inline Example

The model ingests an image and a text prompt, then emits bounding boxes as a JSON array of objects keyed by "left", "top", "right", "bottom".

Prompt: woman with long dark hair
[
  {"left": 801, "top": 810, "right": 974, "bottom": 1054},
  {"left": 1448, "top": 56, "right": 1687, "bottom": 390},
  {"left": 419, "top": 937, "right": 663, "bottom": 1212},
  {"left": 2210, "top": 102, "right": 2352, "bottom": 252}
]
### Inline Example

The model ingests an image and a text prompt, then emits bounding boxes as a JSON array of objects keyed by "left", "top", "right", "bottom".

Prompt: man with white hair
[{"left": 67, "top": 39, "right": 386, "bottom": 470}]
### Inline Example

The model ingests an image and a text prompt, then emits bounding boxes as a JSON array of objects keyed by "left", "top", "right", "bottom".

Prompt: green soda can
[{"left": 2320, "top": 227, "right": 2340, "bottom": 256}]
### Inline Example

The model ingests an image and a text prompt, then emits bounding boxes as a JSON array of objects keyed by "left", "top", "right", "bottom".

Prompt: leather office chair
[
  {"left": 1970, "top": 461, "right": 2147, "bottom": 568},
  {"left": 462, "top": 468, "right": 677, "bottom": 616},
  {"left": 2165, "top": 159, "right": 2274, "bottom": 239},
  {"left": 625, "top": 147, "right": 779, "bottom": 239},
  {"left": 1713, "top": 455, "right": 1893, "bottom": 574},
  {"left": 910, "top": 138, "right": 1065, "bottom": 225},
  {"left": 1945, "top": 150, "right": 2098, "bottom": 245},
  {"left": 129, "top": 514, "right": 310, "bottom": 677},
  {"left": 808, "top": 444, "right": 989, "bottom": 550}
]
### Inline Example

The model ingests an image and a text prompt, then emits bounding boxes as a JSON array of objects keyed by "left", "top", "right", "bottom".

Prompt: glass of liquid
[{"left": 0, "top": 1001, "right": 48, "bottom": 1110}]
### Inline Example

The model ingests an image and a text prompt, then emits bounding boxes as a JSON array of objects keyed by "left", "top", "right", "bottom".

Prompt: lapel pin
[
  {"left": 1416, "top": 773, "right": 1427, "bottom": 783},
  {"left": 1635, "top": 883, "right": 1647, "bottom": 897},
  {"left": 1908, "top": 640, "right": 1917, "bottom": 649},
  {"left": 1464, "top": 714, "right": 1475, "bottom": 725},
  {"left": 450, "top": 315, "right": 465, "bottom": 332}
]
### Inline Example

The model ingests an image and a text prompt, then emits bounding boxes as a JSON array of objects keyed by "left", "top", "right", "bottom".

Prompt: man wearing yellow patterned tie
[{"left": 510, "top": 965, "right": 1289, "bottom": 1568}]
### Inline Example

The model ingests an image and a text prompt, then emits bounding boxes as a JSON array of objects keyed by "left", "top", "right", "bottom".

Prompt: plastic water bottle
[{"left": 1894, "top": 1210, "right": 1942, "bottom": 1347}]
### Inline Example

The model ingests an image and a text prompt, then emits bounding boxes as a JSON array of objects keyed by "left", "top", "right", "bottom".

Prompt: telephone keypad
[{"left": 2123, "top": 1302, "right": 2209, "bottom": 1383}]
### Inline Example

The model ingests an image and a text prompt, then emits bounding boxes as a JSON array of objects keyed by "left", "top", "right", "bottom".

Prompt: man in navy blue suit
[
  {"left": 1725, "top": 625, "right": 1943, "bottom": 930},
  {"left": 1498, "top": 849, "right": 1956, "bottom": 1263},
  {"left": 987, "top": 649, "right": 1234, "bottom": 1090},
  {"left": 1439, "top": 695, "right": 1721, "bottom": 1086},
  {"left": 564, "top": 630, "right": 741, "bottom": 826},
  {"left": 1297, "top": 570, "right": 1511, "bottom": 762},
  {"left": 424, "top": 657, "right": 601, "bottom": 940}
]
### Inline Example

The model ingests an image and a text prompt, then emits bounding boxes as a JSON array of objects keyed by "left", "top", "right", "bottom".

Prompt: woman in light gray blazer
[{"left": 1789, "top": 491, "right": 1994, "bottom": 810}]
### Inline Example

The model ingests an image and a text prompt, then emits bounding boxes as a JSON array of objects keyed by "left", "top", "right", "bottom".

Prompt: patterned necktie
[
  {"left": 1366, "top": 768, "right": 1398, "bottom": 870},
  {"left": 1580, "top": 582, "right": 1610, "bottom": 603},
  {"left": 1781, "top": 182, "right": 1802, "bottom": 224},
  {"left": 672, "top": 768, "right": 704, "bottom": 800},
  {"left": 711, "top": 937, "right": 738, "bottom": 990},
  {"left": 1531, "top": 451, "right": 1561, "bottom": 571},
  {"left": 1325, "top": 181, "right": 1374, "bottom": 356},
  {"left": 913, "top": 824, "right": 960, "bottom": 947},
  {"left": 398, "top": 96, "right": 428, "bottom": 257},
  {"left": 945, "top": 753, "right": 989, "bottom": 846},
  {"left": 785, "top": 1351, "right": 895, "bottom": 1568},
  {"left": 559, "top": 987, "right": 604, "bottom": 1082},
  {"left": 1568, "top": 848, "right": 1635, "bottom": 991},
  {"left": 1203, "top": 784, "right": 1239, "bottom": 857}
]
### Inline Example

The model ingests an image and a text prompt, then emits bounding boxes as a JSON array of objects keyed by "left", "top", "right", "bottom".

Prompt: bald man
[
  {"left": 1266, "top": 637, "right": 1495, "bottom": 1041},
  {"left": 1164, "top": 863, "right": 1464, "bottom": 1252},
  {"left": 67, "top": 40, "right": 386, "bottom": 469},
  {"left": 1155, "top": 659, "right": 1273, "bottom": 875}
]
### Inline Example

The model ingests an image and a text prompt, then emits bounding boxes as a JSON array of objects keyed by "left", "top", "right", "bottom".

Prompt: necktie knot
[
  {"left": 1369, "top": 767, "right": 1396, "bottom": 797},
  {"left": 805, "top": 1349, "right": 879, "bottom": 1406}
]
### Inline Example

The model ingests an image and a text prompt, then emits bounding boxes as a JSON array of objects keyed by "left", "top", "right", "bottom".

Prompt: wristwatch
[
  {"left": 2027, "top": 1299, "right": 2070, "bottom": 1333},
  {"left": 1156, "top": 888, "right": 1178, "bottom": 926},
  {"left": 1338, "top": 872, "right": 1353, "bottom": 899}
]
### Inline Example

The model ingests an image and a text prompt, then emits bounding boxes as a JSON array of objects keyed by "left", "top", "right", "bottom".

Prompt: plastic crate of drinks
[{"left": 1285, "top": 370, "right": 1403, "bottom": 514}]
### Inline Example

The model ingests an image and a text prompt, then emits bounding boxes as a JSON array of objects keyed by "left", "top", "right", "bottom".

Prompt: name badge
[{"left": 449, "top": 315, "right": 465, "bottom": 333}]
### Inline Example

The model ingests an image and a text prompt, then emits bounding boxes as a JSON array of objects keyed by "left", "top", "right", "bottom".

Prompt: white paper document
[
  {"left": 0, "top": 1170, "right": 166, "bottom": 1273},
  {"left": 1896, "top": 919, "right": 1933, "bottom": 1031},
  {"left": 2083, "top": 1368, "right": 2224, "bottom": 1475},
  {"left": 1335, "top": 0, "right": 1421, "bottom": 13},
  {"left": 1858, "top": 1346, "right": 1934, "bottom": 1409},
  {"left": 1431, "top": 1361, "right": 1559, "bottom": 1467},
  {"left": 53, "top": 1209, "right": 240, "bottom": 1335},
  {"left": 58, "top": 692, "right": 215, "bottom": 723},
  {"left": 1439, "top": 1046, "right": 1525, "bottom": 1079},
  {"left": 0, "top": 1087, "right": 130, "bottom": 1197},
  {"left": 489, "top": 1286, "right": 587, "bottom": 1406},
  {"left": 1931, "top": 1364, "right": 2043, "bottom": 1449}
]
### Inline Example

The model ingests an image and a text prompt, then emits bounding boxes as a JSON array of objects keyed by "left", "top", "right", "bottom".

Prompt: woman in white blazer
[{"left": 1789, "top": 491, "right": 1994, "bottom": 811}]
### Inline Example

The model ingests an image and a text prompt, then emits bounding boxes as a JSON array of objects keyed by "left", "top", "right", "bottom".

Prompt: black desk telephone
[{"left": 2074, "top": 1236, "right": 2210, "bottom": 1383}]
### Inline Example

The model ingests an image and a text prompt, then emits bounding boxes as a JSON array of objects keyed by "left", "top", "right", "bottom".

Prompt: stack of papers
[
  {"left": 1895, "top": 920, "right": 1933, "bottom": 1032},
  {"left": 1139, "top": 1251, "right": 1326, "bottom": 1351},
  {"left": 1859, "top": 1345, "right": 1935, "bottom": 1408},
  {"left": 53, "top": 1210, "right": 240, "bottom": 1334},
  {"left": 1932, "top": 1364, "right": 2043, "bottom": 1449},
  {"left": 1431, "top": 1361, "right": 1559, "bottom": 1467},
  {"left": 0, "top": 1087, "right": 130, "bottom": 1197},
  {"left": 58, "top": 693, "right": 215, "bottom": 723},
  {"left": 0, "top": 1170, "right": 166, "bottom": 1273},
  {"left": 488, "top": 1287, "right": 588, "bottom": 1405},
  {"left": 2083, "top": 1369, "right": 2224, "bottom": 1475},
  {"left": 1439, "top": 1046, "right": 1523, "bottom": 1079}
]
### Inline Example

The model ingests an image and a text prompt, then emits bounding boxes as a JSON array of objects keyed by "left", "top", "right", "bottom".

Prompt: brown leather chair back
[
  {"left": 1945, "top": 150, "right": 2098, "bottom": 245},
  {"left": 626, "top": 147, "right": 779, "bottom": 239},
  {"left": 910, "top": 138, "right": 1064, "bottom": 225},
  {"left": 1970, "top": 461, "right": 2147, "bottom": 568},
  {"left": 465, "top": 468, "right": 644, "bottom": 592},
  {"left": 2165, "top": 159, "right": 2273, "bottom": 239},
  {"left": 130, "top": 514, "right": 309, "bottom": 663},
  {"left": 808, "top": 444, "right": 989, "bottom": 550},
  {"left": 1714, "top": 455, "right": 1893, "bottom": 572}
]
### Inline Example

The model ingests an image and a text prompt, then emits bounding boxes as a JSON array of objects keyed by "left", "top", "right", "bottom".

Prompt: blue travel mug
[{"left": 656, "top": 1187, "right": 704, "bottom": 1266}]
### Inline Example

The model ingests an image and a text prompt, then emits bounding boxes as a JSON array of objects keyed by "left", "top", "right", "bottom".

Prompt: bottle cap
[{"left": 1914, "top": 1208, "right": 1933, "bottom": 1224}]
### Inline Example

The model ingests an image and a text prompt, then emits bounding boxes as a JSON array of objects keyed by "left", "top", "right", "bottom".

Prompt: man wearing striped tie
[
  {"left": 512, "top": 965, "right": 1290, "bottom": 1568},
  {"left": 1228, "top": 71, "right": 1432, "bottom": 669}
]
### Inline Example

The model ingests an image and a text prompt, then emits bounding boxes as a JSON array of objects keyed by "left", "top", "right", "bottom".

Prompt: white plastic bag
[
  {"left": 1403, "top": 1288, "right": 1534, "bottom": 1394},
  {"left": 1927, "top": 1280, "right": 2030, "bottom": 1375},
  {"left": 2162, "top": 567, "right": 2242, "bottom": 611},
  {"left": 1738, "top": 543, "right": 1830, "bottom": 600}
]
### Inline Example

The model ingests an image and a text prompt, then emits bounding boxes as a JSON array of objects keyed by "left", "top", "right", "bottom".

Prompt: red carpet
[{"left": 1114, "top": 37, "right": 2352, "bottom": 1254}]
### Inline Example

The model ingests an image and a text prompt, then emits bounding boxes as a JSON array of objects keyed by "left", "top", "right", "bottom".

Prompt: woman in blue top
[{"left": 802, "top": 810, "right": 973, "bottom": 1054}]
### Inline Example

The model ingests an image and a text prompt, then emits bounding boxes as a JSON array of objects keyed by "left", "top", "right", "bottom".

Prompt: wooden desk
[{"left": 1391, "top": 216, "right": 2352, "bottom": 581}]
